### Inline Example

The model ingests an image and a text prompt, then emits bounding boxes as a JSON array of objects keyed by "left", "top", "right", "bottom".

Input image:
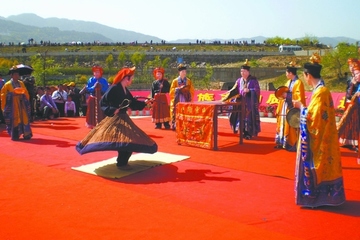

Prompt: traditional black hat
[
  {"left": 177, "top": 64, "right": 186, "bottom": 71},
  {"left": 286, "top": 61, "right": 297, "bottom": 75},
  {"left": 303, "top": 53, "right": 322, "bottom": 78},
  {"left": 241, "top": 59, "right": 251, "bottom": 70}
]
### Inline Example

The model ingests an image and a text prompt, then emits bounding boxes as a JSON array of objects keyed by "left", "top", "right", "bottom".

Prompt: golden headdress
[
  {"left": 8, "top": 65, "right": 19, "bottom": 75},
  {"left": 241, "top": 59, "right": 250, "bottom": 70},
  {"left": 286, "top": 60, "right": 297, "bottom": 74},
  {"left": 304, "top": 52, "right": 322, "bottom": 77},
  {"left": 289, "top": 60, "right": 296, "bottom": 67},
  {"left": 177, "top": 64, "right": 186, "bottom": 71},
  {"left": 309, "top": 52, "right": 321, "bottom": 64}
]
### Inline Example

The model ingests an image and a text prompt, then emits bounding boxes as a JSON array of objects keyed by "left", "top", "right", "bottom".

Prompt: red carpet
[{"left": 1, "top": 116, "right": 359, "bottom": 239}]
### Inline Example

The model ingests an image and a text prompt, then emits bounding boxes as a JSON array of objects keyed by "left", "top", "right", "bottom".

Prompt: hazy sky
[{"left": 2, "top": 0, "right": 359, "bottom": 41}]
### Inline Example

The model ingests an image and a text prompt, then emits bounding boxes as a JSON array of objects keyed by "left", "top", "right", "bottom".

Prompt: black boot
[
  {"left": 243, "top": 131, "right": 251, "bottom": 140},
  {"left": 164, "top": 122, "right": 170, "bottom": 129},
  {"left": 11, "top": 128, "right": 19, "bottom": 141},
  {"left": 116, "top": 151, "right": 133, "bottom": 167}
]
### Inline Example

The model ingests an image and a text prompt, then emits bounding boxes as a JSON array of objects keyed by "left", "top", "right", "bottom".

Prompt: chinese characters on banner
[{"left": 131, "top": 90, "right": 347, "bottom": 109}]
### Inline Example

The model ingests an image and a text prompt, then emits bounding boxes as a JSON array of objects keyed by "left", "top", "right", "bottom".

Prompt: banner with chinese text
[
  {"left": 131, "top": 90, "right": 346, "bottom": 109},
  {"left": 175, "top": 102, "right": 215, "bottom": 149}
]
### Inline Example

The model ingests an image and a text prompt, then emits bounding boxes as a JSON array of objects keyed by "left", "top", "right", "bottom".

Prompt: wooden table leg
[
  {"left": 239, "top": 102, "right": 244, "bottom": 144},
  {"left": 213, "top": 107, "right": 218, "bottom": 150}
]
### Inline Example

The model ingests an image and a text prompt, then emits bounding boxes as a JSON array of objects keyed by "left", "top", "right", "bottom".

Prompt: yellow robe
[
  {"left": 275, "top": 78, "right": 306, "bottom": 150},
  {"left": 295, "top": 85, "right": 345, "bottom": 207},
  {"left": 169, "top": 77, "right": 195, "bottom": 123},
  {"left": 1, "top": 80, "right": 29, "bottom": 110},
  {"left": 1, "top": 79, "right": 32, "bottom": 140}
]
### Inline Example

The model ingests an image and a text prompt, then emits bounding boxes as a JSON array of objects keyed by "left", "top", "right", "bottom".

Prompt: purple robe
[{"left": 224, "top": 75, "right": 261, "bottom": 137}]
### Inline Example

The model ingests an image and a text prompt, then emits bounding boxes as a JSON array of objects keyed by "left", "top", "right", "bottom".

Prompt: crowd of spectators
[{"left": 28, "top": 81, "right": 84, "bottom": 121}]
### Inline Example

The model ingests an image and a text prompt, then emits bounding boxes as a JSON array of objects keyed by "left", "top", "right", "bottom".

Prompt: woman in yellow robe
[
  {"left": 1, "top": 66, "right": 33, "bottom": 140},
  {"left": 169, "top": 64, "right": 194, "bottom": 130},
  {"left": 292, "top": 53, "right": 345, "bottom": 207},
  {"left": 275, "top": 62, "right": 306, "bottom": 151}
]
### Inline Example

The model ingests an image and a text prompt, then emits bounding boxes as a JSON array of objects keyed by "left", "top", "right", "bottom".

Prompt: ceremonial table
[{"left": 175, "top": 100, "right": 244, "bottom": 150}]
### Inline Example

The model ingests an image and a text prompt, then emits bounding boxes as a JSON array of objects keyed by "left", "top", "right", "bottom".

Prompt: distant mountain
[
  {"left": 6, "top": 13, "right": 163, "bottom": 43},
  {"left": 316, "top": 37, "right": 358, "bottom": 47},
  {"left": 1, "top": 13, "right": 358, "bottom": 46},
  {"left": 0, "top": 18, "right": 112, "bottom": 44}
]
